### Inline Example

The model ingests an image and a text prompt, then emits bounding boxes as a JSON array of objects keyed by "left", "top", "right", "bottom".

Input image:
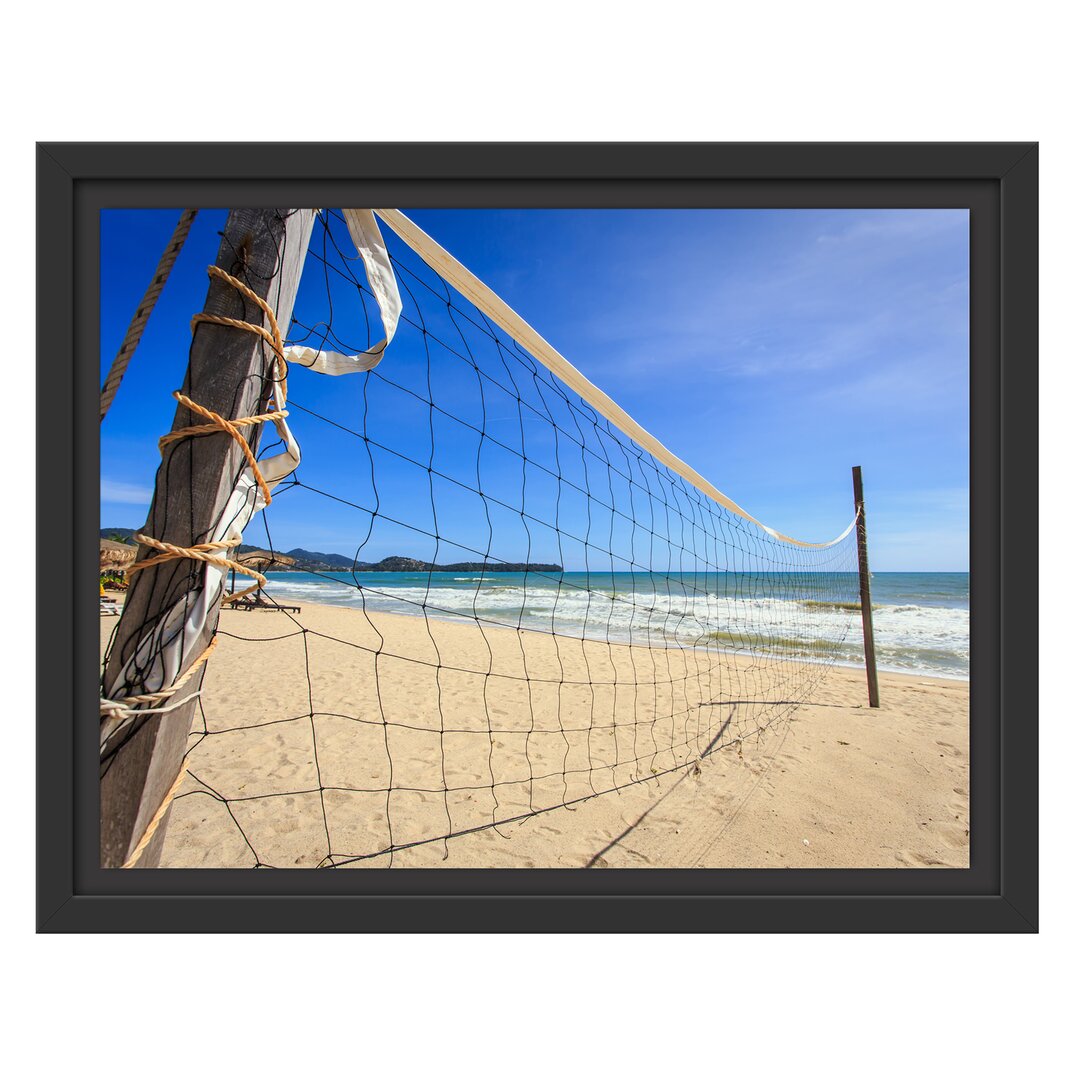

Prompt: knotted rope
[
  {"left": 192, "top": 263, "right": 289, "bottom": 406},
  {"left": 126, "top": 263, "right": 289, "bottom": 600},
  {"left": 156, "top": 392, "right": 286, "bottom": 507},
  {"left": 100, "top": 637, "right": 219, "bottom": 751},
  {"left": 127, "top": 532, "right": 267, "bottom": 604}
]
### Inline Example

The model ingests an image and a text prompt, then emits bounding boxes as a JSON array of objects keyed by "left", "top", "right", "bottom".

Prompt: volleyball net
[{"left": 100, "top": 208, "right": 861, "bottom": 868}]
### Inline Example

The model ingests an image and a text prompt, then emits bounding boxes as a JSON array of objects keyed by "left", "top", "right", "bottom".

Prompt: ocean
[{"left": 263, "top": 570, "right": 970, "bottom": 681}]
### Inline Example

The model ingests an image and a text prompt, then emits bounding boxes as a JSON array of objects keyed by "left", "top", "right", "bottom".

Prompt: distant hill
[
  {"left": 284, "top": 547, "right": 364, "bottom": 571},
  {"left": 100, "top": 530, "right": 561, "bottom": 574},
  {"left": 360, "top": 556, "right": 563, "bottom": 574}
]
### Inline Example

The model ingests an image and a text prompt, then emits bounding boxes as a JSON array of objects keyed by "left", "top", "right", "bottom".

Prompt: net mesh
[{"left": 104, "top": 209, "right": 861, "bottom": 868}]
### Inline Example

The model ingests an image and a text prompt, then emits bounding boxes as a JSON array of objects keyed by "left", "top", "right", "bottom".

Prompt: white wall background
[{"left": 3, "top": 3, "right": 1068, "bottom": 1077}]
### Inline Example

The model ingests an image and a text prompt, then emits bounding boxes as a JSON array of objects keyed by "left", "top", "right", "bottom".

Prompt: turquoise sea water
[{"left": 263, "top": 570, "right": 970, "bottom": 681}]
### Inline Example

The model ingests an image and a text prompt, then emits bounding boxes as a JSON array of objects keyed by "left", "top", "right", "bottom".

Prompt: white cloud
[
  {"left": 812, "top": 209, "right": 968, "bottom": 248},
  {"left": 101, "top": 478, "right": 153, "bottom": 505}
]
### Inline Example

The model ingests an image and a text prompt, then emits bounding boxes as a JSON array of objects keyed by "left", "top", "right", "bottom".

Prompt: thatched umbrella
[
  {"left": 235, "top": 549, "right": 297, "bottom": 572},
  {"left": 226, "top": 549, "right": 297, "bottom": 602},
  {"left": 100, "top": 538, "right": 137, "bottom": 570}
]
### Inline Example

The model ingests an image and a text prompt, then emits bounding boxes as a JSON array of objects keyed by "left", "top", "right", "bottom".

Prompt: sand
[{"left": 100, "top": 595, "right": 969, "bottom": 869}]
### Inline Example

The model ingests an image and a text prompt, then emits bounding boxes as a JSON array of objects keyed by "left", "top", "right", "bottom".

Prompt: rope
[
  {"left": 121, "top": 756, "right": 192, "bottom": 869},
  {"left": 126, "top": 261, "right": 291, "bottom": 606},
  {"left": 158, "top": 396, "right": 288, "bottom": 450},
  {"left": 100, "top": 636, "right": 219, "bottom": 751},
  {"left": 100, "top": 209, "right": 198, "bottom": 422},
  {"left": 191, "top": 264, "right": 289, "bottom": 406},
  {"left": 100, "top": 688, "right": 203, "bottom": 726},
  {"left": 159, "top": 391, "right": 286, "bottom": 507},
  {"left": 127, "top": 532, "right": 267, "bottom": 603}
]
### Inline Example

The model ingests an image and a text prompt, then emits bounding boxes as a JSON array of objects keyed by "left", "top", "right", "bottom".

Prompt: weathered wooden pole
[
  {"left": 101, "top": 208, "right": 316, "bottom": 867},
  {"left": 851, "top": 465, "right": 880, "bottom": 708}
]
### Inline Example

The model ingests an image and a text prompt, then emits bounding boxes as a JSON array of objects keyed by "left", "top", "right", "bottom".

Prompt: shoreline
[{"left": 261, "top": 580, "right": 971, "bottom": 684}]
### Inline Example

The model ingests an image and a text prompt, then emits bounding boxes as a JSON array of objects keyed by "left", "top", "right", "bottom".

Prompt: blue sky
[{"left": 101, "top": 207, "right": 968, "bottom": 572}]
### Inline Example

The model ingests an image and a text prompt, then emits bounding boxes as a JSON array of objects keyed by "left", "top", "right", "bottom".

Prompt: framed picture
[{"left": 38, "top": 142, "right": 1037, "bottom": 932}]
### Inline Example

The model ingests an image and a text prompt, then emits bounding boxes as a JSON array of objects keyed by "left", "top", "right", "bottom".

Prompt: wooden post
[
  {"left": 101, "top": 208, "right": 316, "bottom": 867},
  {"left": 852, "top": 465, "right": 880, "bottom": 708}
]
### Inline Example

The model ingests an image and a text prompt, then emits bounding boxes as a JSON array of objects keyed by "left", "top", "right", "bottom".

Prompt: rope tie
[
  {"left": 127, "top": 263, "right": 289, "bottom": 602},
  {"left": 191, "top": 264, "right": 289, "bottom": 406},
  {"left": 99, "top": 688, "right": 203, "bottom": 727},
  {"left": 100, "top": 637, "right": 219, "bottom": 749},
  {"left": 127, "top": 533, "right": 267, "bottom": 604},
  {"left": 158, "top": 391, "right": 286, "bottom": 507}
]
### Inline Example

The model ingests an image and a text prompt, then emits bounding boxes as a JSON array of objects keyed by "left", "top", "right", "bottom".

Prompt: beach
[{"left": 101, "top": 593, "right": 969, "bottom": 869}]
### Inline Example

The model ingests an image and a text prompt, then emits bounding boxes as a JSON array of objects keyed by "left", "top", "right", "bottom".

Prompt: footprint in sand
[
  {"left": 936, "top": 822, "right": 970, "bottom": 850},
  {"left": 895, "top": 849, "right": 952, "bottom": 868}
]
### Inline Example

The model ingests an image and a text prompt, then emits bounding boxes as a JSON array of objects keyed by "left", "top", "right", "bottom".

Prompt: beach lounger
[{"left": 225, "top": 590, "right": 300, "bottom": 614}]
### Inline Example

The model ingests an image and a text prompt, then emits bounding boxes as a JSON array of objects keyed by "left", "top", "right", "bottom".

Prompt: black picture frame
[{"left": 38, "top": 142, "right": 1037, "bottom": 933}]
